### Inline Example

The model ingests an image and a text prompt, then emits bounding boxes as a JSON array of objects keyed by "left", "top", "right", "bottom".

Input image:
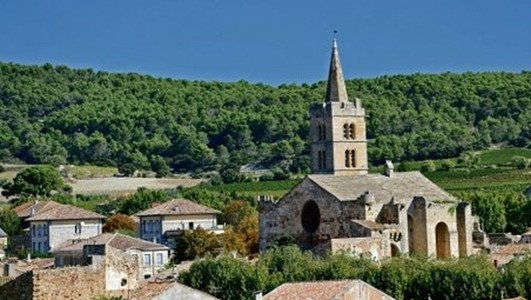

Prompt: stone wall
[
  {"left": 105, "top": 245, "right": 139, "bottom": 291},
  {"left": 33, "top": 267, "right": 106, "bottom": 299},
  {"left": 259, "top": 177, "right": 365, "bottom": 251}
]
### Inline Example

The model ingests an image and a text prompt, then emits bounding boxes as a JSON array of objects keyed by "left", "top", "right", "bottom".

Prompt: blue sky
[{"left": 1, "top": 1, "right": 530, "bottom": 85}]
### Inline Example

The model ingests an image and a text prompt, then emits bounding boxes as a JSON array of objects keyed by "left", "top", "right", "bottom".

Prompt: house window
[
  {"left": 148, "top": 220, "right": 153, "bottom": 233},
  {"left": 74, "top": 223, "right": 82, "bottom": 234},
  {"left": 188, "top": 222, "right": 194, "bottom": 230},
  {"left": 43, "top": 241, "right": 48, "bottom": 252},
  {"left": 43, "top": 224, "right": 48, "bottom": 236},
  {"left": 156, "top": 253, "right": 163, "bottom": 266},
  {"left": 142, "top": 220, "right": 146, "bottom": 233},
  {"left": 37, "top": 242, "right": 41, "bottom": 252},
  {"left": 32, "top": 225, "right": 36, "bottom": 237},
  {"left": 143, "top": 253, "right": 151, "bottom": 266}
]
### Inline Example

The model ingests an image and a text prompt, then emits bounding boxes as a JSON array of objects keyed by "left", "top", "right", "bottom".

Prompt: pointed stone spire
[{"left": 325, "top": 37, "right": 349, "bottom": 102}]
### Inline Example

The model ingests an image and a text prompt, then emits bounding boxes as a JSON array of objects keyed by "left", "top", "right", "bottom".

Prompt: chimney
[
  {"left": 30, "top": 207, "right": 35, "bottom": 216},
  {"left": 355, "top": 97, "right": 362, "bottom": 108},
  {"left": 26, "top": 252, "right": 31, "bottom": 263},
  {"left": 384, "top": 160, "right": 394, "bottom": 177},
  {"left": 254, "top": 292, "right": 263, "bottom": 300}
]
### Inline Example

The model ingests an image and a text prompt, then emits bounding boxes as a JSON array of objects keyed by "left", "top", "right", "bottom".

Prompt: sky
[{"left": 1, "top": 1, "right": 530, "bottom": 85}]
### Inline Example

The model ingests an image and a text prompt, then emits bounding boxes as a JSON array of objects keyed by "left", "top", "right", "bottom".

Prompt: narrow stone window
[
  {"left": 189, "top": 222, "right": 194, "bottom": 230},
  {"left": 350, "top": 150, "right": 356, "bottom": 168},
  {"left": 349, "top": 123, "right": 356, "bottom": 139},
  {"left": 322, "top": 125, "right": 326, "bottom": 140},
  {"left": 74, "top": 223, "right": 82, "bottom": 234},
  {"left": 345, "top": 150, "right": 351, "bottom": 167},
  {"left": 343, "top": 123, "right": 349, "bottom": 139},
  {"left": 121, "top": 278, "right": 127, "bottom": 287},
  {"left": 322, "top": 151, "right": 326, "bottom": 169},
  {"left": 317, "top": 125, "right": 322, "bottom": 141}
]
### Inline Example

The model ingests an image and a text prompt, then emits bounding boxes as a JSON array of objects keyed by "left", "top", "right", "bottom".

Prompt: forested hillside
[{"left": 1, "top": 62, "right": 530, "bottom": 175}]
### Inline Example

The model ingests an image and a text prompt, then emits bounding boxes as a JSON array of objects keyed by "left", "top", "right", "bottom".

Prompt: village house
[
  {"left": 135, "top": 198, "right": 222, "bottom": 248},
  {"left": 54, "top": 232, "right": 171, "bottom": 280},
  {"left": 261, "top": 280, "right": 395, "bottom": 300},
  {"left": 259, "top": 39, "right": 486, "bottom": 259},
  {"left": 14, "top": 200, "right": 105, "bottom": 253},
  {"left": 0, "top": 231, "right": 216, "bottom": 300}
]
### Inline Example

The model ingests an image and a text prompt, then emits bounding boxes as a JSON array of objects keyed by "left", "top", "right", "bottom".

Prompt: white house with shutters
[
  {"left": 135, "top": 198, "right": 222, "bottom": 249},
  {"left": 23, "top": 202, "right": 105, "bottom": 253}
]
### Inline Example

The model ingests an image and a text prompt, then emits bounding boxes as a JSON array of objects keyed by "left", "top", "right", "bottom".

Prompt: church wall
[
  {"left": 259, "top": 178, "right": 365, "bottom": 251},
  {"left": 425, "top": 203, "right": 460, "bottom": 257},
  {"left": 408, "top": 198, "right": 428, "bottom": 256}
]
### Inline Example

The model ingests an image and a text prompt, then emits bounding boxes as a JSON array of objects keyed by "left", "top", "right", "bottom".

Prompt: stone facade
[
  {"left": 258, "top": 39, "right": 484, "bottom": 259},
  {"left": 310, "top": 39, "right": 368, "bottom": 176}
]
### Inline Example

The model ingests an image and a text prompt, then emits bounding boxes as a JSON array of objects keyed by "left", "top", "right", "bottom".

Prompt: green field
[
  {"left": 203, "top": 150, "right": 531, "bottom": 200},
  {"left": 206, "top": 179, "right": 299, "bottom": 199},
  {"left": 479, "top": 148, "right": 531, "bottom": 166}
]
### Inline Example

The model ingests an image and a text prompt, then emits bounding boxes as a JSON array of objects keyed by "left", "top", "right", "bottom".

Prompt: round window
[{"left": 301, "top": 200, "right": 320, "bottom": 233}]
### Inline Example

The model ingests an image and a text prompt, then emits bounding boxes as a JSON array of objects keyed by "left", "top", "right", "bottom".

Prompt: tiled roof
[
  {"left": 351, "top": 219, "right": 384, "bottom": 231},
  {"left": 135, "top": 198, "right": 220, "bottom": 217},
  {"left": 14, "top": 200, "right": 61, "bottom": 218},
  {"left": 55, "top": 233, "right": 115, "bottom": 252},
  {"left": 264, "top": 280, "right": 363, "bottom": 300},
  {"left": 26, "top": 204, "right": 104, "bottom": 221},
  {"left": 308, "top": 172, "right": 456, "bottom": 203},
  {"left": 55, "top": 233, "right": 169, "bottom": 252},
  {"left": 108, "top": 233, "right": 169, "bottom": 251},
  {"left": 493, "top": 243, "right": 531, "bottom": 256}
]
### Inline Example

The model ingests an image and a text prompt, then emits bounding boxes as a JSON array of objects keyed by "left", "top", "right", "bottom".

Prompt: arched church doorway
[
  {"left": 435, "top": 222, "right": 451, "bottom": 259},
  {"left": 301, "top": 200, "right": 320, "bottom": 234},
  {"left": 391, "top": 243, "right": 400, "bottom": 257}
]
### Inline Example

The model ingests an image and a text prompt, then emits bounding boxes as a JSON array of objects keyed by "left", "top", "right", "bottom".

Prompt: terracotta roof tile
[
  {"left": 55, "top": 233, "right": 169, "bottom": 252},
  {"left": 264, "top": 280, "right": 358, "bottom": 300},
  {"left": 135, "top": 198, "right": 220, "bottom": 217},
  {"left": 26, "top": 204, "right": 104, "bottom": 221},
  {"left": 14, "top": 201, "right": 61, "bottom": 218},
  {"left": 493, "top": 243, "right": 531, "bottom": 256}
]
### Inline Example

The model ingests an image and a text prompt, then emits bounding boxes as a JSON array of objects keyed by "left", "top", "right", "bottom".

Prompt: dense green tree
[
  {"left": 1, "top": 165, "right": 71, "bottom": 198},
  {"left": 0, "top": 206, "right": 21, "bottom": 236},
  {"left": 175, "top": 227, "right": 221, "bottom": 262},
  {"left": 1, "top": 62, "right": 530, "bottom": 176}
]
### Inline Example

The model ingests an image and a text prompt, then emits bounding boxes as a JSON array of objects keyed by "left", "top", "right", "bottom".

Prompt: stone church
[{"left": 259, "top": 39, "right": 485, "bottom": 259}]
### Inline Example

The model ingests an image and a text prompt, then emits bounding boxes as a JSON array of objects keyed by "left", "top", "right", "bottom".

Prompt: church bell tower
[{"left": 310, "top": 38, "right": 368, "bottom": 175}]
